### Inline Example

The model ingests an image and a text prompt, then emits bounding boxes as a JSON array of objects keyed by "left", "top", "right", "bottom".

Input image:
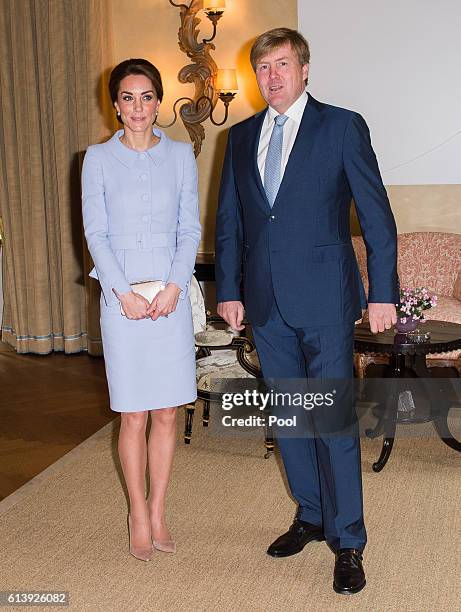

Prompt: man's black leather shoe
[
  {"left": 333, "top": 548, "right": 366, "bottom": 594},
  {"left": 267, "top": 519, "right": 325, "bottom": 558}
]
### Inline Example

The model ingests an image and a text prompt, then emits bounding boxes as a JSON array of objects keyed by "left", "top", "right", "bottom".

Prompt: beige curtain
[{"left": 0, "top": 0, "right": 116, "bottom": 354}]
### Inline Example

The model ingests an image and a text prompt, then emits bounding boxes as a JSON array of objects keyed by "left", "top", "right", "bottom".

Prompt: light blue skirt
[{"left": 100, "top": 295, "right": 196, "bottom": 412}]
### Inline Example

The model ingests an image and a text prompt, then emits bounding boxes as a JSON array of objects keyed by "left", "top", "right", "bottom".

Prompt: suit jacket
[
  {"left": 82, "top": 128, "right": 201, "bottom": 307},
  {"left": 215, "top": 94, "right": 399, "bottom": 327}
]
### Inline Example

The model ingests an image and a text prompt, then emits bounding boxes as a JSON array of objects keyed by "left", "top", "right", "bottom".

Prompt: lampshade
[
  {"left": 215, "top": 69, "right": 238, "bottom": 93},
  {"left": 204, "top": 0, "right": 226, "bottom": 15}
]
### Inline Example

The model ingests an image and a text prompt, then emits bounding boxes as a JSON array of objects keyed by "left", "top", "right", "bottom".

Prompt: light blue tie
[{"left": 264, "top": 114, "right": 289, "bottom": 207}]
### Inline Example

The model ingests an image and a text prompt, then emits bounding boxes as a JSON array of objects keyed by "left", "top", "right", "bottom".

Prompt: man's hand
[
  {"left": 367, "top": 302, "right": 397, "bottom": 334},
  {"left": 217, "top": 300, "right": 245, "bottom": 331}
]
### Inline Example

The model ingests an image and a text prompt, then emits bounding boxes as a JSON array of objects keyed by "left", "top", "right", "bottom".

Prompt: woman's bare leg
[
  {"left": 118, "top": 411, "right": 151, "bottom": 551},
  {"left": 147, "top": 407, "right": 177, "bottom": 541}
]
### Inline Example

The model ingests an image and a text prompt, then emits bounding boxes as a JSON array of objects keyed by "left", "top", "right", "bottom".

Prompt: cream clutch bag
[{"left": 120, "top": 280, "right": 165, "bottom": 316}]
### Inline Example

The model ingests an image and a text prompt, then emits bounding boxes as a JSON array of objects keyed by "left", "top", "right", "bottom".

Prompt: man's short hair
[{"left": 250, "top": 28, "right": 310, "bottom": 71}]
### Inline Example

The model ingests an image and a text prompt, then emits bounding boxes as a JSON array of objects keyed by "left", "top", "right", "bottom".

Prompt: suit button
[
  {"left": 141, "top": 193, "right": 149, "bottom": 201},
  {"left": 139, "top": 153, "right": 147, "bottom": 160},
  {"left": 142, "top": 215, "right": 150, "bottom": 223},
  {"left": 140, "top": 173, "right": 148, "bottom": 181},
  {"left": 269, "top": 215, "right": 275, "bottom": 221}
]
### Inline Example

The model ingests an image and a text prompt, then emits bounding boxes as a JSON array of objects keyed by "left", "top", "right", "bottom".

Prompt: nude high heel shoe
[
  {"left": 152, "top": 538, "right": 176, "bottom": 554},
  {"left": 147, "top": 498, "right": 176, "bottom": 553},
  {"left": 127, "top": 515, "right": 153, "bottom": 562}
]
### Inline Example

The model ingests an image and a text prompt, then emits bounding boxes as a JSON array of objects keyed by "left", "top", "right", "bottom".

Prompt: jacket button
[
  {"left": 269, "top": 215, "right": 275, "bottom": 221},
  {"left": 142, "top": 215, "right": 150, "bottom": 223},
  {"left": 141, "top": 193, "right": 149, "bottom": 201}
]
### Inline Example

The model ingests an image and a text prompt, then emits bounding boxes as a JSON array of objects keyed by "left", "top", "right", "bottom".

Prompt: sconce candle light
[
  {"left": 211, "top": 68, "right": 238, "bottom": 123},
  {"left": 203, "top": 0, "right": 226, "bottom": 16},
  {"left": 216, "top": 68, "right": 238, "bottom": 94},
  {"left": 158, "top": 0, "right": 237, "bottom": 156}
]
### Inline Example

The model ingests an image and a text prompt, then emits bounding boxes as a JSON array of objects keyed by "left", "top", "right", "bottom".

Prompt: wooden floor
[{"left": 0, "top": 342, "right": 115, "bottom": 501}]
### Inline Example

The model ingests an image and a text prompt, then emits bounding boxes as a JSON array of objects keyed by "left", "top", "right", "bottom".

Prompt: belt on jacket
[{"left": 109, "top": 232, "right": 177, "bottom": 251}]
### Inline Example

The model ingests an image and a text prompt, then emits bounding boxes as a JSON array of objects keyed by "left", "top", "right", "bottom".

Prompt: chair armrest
[
  {"left": 232, "top": 336, "right": 261, "bottom": 377},
  {"left": 206, "top": 314, "right": 250, "bottom": 326},
  {"left": 206, "top": 314, "right": 226, "bottom": 325},
  {"left": 194, "top": 334, "right": 261, "bottom": 378},
  {"left": 195, "top": 329, "right": 234, "bottom": 347}
]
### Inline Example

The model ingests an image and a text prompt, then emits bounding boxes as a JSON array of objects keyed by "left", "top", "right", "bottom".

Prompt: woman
[{"left": 82, "top": 59, "right": 201, "bottom": 561}]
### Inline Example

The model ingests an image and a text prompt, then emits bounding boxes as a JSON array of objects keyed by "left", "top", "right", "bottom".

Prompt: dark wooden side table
[{"left": 354, "top": 320, "right": 461, "bottom": 471}]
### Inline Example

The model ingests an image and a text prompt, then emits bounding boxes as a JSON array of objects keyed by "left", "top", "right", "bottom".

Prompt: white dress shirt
[{"left": 257, "top": 91, "right": 308, "bottom": 183}]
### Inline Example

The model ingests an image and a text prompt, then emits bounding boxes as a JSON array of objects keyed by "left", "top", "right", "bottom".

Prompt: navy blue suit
[{"left": 215, "top": 95, "right": 398, "bottom": 550}]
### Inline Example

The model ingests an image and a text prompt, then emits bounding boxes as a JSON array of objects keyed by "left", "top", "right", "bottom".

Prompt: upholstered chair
[{"left": 186, "top": 279, "right": 271, "bottom": 454}]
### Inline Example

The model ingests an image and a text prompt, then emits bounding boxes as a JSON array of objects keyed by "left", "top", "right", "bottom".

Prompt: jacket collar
[{"left": 106, "top": 127, "right": 169, "bottom": 168}]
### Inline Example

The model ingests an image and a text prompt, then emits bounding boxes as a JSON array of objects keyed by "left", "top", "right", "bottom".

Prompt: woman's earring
[{"left": 116, "top": 111, "right": 121, "bottom": 121}]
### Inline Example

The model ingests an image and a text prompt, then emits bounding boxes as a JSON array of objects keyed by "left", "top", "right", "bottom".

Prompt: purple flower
[{"left": 397, "top": 287, "right": 437, "bottom": 320}]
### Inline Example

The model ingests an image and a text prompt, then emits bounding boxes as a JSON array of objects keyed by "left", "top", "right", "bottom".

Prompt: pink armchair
[{"left": 352, "top": 232, "right": 461, "bottom": 377}]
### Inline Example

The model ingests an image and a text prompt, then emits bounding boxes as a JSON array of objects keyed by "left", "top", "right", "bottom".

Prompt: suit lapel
[
  {"left": 273, "top": 95, "right": 322, "bottom": 209},
  {"left": 234, "top": 110, "right": 269, "bottom": 212},
  {"left": 250, "top": 109, "right": 270, "bottom": 209}
]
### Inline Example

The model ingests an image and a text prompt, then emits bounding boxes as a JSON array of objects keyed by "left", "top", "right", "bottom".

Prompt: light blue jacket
[{"left": 82, "top": 128, "right": 201, "bottom": 306}]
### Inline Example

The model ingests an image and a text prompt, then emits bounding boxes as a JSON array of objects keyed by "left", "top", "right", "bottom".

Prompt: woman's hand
[
  {"left": 147, "top": 283, "right": 181, "bottom": 320},
  {"left": 116, "top": 290, "right": 150, "bottom": 320}
]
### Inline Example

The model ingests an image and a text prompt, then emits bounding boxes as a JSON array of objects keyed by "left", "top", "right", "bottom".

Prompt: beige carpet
[{"left": 1, "top": 409, "right": 460, "bottom": 612}]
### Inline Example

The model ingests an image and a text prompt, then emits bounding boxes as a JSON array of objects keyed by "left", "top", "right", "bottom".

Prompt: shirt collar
[
  {"left": 107, "top": 127, "right": 169, "bottom": 168},
  {"left": 267, "top": 91, "right": 309, "bottom": 125}
]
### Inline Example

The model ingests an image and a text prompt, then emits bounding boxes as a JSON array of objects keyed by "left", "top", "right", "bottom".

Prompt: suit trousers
[{"left": 252, "top": 298, "right": 367, "bottom": 551}]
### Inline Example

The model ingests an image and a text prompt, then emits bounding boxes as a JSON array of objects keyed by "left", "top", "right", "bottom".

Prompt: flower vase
[{"left": 394, "top": 317, "right": 419, "bottom": 333}]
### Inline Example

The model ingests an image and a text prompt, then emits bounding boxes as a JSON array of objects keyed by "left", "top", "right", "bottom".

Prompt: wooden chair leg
[
  {"left": 184, "top": 403, "right": 195, "bottom": 444},
  {"left": 202, "top": 400, "right": 210, "bottom": 427},
  {"left": 264, "top": 421, "right": 274, "bottom": 459},
  {"left": 354, "top": 353, "right": 366, "bottom": 379}
]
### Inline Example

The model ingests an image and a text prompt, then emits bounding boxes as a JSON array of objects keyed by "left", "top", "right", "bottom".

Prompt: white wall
[{"left": 298, "top": 0, "right": 461, "bottom": 185}]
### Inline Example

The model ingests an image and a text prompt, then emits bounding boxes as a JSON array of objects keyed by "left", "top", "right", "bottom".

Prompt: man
[{"left": 215, "top": 28, "right": 398, "bottom": 594}]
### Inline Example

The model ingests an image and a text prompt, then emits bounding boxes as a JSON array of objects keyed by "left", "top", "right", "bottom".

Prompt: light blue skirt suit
[{"left": 82, "top": 128, "right": 201, "bottom": 412}]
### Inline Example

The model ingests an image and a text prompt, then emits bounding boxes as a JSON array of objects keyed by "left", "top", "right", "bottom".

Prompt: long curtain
[{"left": 0, "top": 0, "right": 116, "bottom": 354}]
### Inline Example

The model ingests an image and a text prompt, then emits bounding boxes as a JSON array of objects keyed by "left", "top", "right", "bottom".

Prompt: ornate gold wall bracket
[{"left": 157, "top": 0, "right": 237, "bottom": 157}]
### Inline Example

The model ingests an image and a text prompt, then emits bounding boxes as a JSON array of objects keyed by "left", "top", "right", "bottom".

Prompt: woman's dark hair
[{"left": 109, "top": 58, "right": 164, "bottom": 107}]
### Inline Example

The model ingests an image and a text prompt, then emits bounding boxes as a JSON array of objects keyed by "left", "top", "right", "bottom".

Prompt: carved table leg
[
  {"left": 413, "top": 356, "right": 461, "bottom": 454},
  {"left": 433, "top": 415, "right": 461, "bottom": 452},
  {"left": 371, "top": 354, "right": 405, "bottom": 472},
  {"left": 372, "top": 416, "right": 397, "bottom": 472}
]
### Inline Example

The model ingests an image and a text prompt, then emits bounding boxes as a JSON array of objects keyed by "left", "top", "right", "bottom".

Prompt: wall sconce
[
  {"left": 203, "top": 1, "right": 226, "bottom": 43},
  {"left": 158, "top": 0, "right": 238, "bottom": 157}
]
